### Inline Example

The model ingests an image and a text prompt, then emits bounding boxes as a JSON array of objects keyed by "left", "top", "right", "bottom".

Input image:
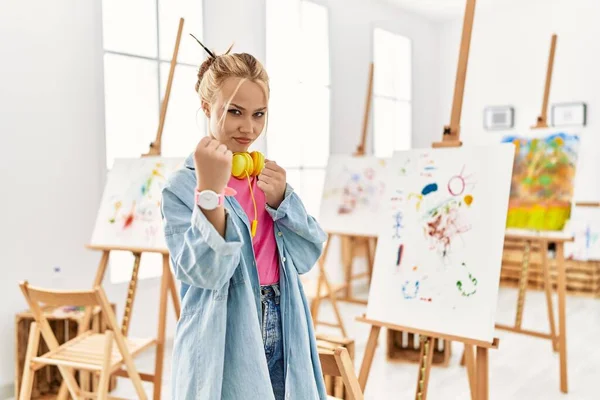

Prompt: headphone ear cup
[
  {"left": 231, "top": 153, "right": 252, "bottom": 179},
  {"left": 250, "top": 151, "right": 265, "bottom": 176}
]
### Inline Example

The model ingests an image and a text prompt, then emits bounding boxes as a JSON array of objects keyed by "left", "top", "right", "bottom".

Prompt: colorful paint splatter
[
  {"left": 366, "top": 145, "right": 515, "bottom": 343},
  {"left": 323, "top": 166, "right": 386, "bottom": 215},
  {"left": 502, "top": 132, "right": 580, "bottom": 230},
  {"left": 108, "top": 163, "right": 166, "bottom": 233},
  {"left": 391, "top": 162, "right": 476, "bottom": 302},
  {"left": 90, "top": 157, "right": 183, "bottom": 250}
]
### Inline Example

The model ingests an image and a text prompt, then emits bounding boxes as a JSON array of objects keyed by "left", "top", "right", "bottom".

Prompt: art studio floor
[{"left": 46, "top": 283, "right": 595, "bottom": 400}]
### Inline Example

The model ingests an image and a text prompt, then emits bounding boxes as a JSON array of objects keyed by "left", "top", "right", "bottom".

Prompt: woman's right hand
[{"left": 194, "top": 137, "right": 233, "bottom": 192}]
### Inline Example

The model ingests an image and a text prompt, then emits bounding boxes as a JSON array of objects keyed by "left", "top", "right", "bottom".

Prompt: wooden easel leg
[
  {"left": 515, "top": 241, "right": 531, "bottom": 328},
  {"left": 94, "top": 250, "right": 111, "bottom": 286},
  {"left": 464, "top": 345, "right": 476, "bottom": 400},
  {"left": 320, "top": 259, "right": 347, "bottom": 338},
  {"left": 540, "top": 240, "right": 558, "bottom": 352},
  {"left": 82, "top": 251, "right": 111, "bottom": 331},
  {"left": 121, "top": 252, "right": 142, "bottom": 336},
  {"left": 556, "top": 243, "right": 568, "bottom": 393},
  {"left": 366, "top": 237, "right": 375, "bottom": 285},
  {"left": 311, "top": 272, "right": 323, "bottom": 322},
  {"left": 343, "top": 236, "right": 354, "bottom": 299},
  {"left": 153, "top": 254, "right": 170, "bottom": 400},
  {"left": 358, "top": 325, "right": 381, "bottom": 391},
  {"left": 415, "top": 336, "right": 435, "bottom": 400},
  {"left": 475, "top": 346, "right": 488, "bottom": 400}
]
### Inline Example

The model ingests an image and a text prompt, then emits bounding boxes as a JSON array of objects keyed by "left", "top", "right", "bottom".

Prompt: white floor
[{"left": 103, "top": 284, "right": 600, "bottom": 400}]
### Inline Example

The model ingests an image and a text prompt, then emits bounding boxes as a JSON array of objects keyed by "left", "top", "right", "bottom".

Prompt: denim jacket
[{"left": 161, "top": 154, "right": 328, "bottom": 399}]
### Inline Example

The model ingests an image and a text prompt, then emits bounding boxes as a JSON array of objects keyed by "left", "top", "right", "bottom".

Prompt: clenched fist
[
  {"left": 194, "top": 137, "right": 233, "bottom": 193},
  {"left": 257, "top": 160, "right": 287, "bottom": 209}
]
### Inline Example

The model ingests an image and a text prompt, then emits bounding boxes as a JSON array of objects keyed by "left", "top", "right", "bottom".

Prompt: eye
[
  {"left": 228, "top": 109, "right": 242, "bottom": 116},
  {"left": 254, "top": 111, "right": 265, "bottom": 118}
]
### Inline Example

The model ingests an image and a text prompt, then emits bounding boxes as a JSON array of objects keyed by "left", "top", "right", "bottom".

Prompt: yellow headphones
[
  {"left": 231, "top": 151, "right": 265, "bottom": 179},
  {"left": 231, "top": 151, "right": 265, "bottom": 238}
]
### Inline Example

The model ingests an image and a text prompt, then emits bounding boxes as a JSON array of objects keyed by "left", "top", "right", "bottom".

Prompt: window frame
[
  {"left": 101, "top": 1, "right": 205, "bottom": 284},
  {"left": 370, "top": 26, "right": 413, "bottom": 157},
  {"left": 265, "top": 0, "right": 332, "bottom": 217}
]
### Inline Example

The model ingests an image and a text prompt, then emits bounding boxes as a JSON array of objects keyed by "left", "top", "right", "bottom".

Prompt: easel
[
  {"left": 357, "top": 316, "right": 499, "bottom": 400},
  {"left": 338, "top": 62, "right": 379, "bottom": 306},
  {"left": 358, "top": 1, "right": 499, "bottom": 399},
  {"left": 308, "top": 63, "right": 377, "bottom": 338},
  {"left": 496, "top": 229, "right": 572, "bottom": 393},
  {"left": 531, "top": 34, "right": 557, "bottom": 129},
  {"left": 334, "top": 62, "right": 378, "bottom": 307},
  {"left": 55, "top": 18, "right": 185, "bottom": 400},
  {"left": 493, "top": 34, "right": 573, "bottom": 394}
]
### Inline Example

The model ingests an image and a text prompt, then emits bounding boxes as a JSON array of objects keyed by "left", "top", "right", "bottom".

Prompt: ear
[{"left": 201, "top": 100, "right": 211, "bottom": 118}]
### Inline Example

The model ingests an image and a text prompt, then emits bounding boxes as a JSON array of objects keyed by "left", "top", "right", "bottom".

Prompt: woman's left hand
[{"left": 257, "top": 160, "right": 287, "bottom": 209}]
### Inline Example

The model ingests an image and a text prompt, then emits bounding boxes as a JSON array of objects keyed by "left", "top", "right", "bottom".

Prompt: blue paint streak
[{"left": 421, "top": 183, "right": 438, "bottom": 196}]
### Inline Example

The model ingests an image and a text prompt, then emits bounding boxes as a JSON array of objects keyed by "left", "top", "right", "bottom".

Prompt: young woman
[{"left": 161, "top": 41, "right": 328, "bottom": 399}]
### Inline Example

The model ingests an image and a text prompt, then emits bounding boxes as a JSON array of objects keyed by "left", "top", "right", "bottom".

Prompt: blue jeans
[{"left": 261, "top": 283, "right": 285, "bottom": 400}]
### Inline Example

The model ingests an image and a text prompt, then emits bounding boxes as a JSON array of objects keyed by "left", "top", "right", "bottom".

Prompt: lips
[{"left": 234, "top": 137, "right": 251, "bottom": 144}]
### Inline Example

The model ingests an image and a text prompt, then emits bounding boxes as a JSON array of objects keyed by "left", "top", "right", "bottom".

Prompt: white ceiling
[{"left": 382, "top": 0, "right": 468, "bottom": 21}]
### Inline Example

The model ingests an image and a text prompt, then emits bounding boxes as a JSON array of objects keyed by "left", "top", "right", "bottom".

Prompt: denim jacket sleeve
[
  {"left": 161, "top": 186, "right": 244, "bottom": 290},
  {"left": 266, "top": 184, "right": 327, "bottom": 275}
]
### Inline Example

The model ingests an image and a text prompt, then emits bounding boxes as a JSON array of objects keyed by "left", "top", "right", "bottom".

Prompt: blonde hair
[{"left": 196, "top": 50, "right": 270, "bottom": 115}]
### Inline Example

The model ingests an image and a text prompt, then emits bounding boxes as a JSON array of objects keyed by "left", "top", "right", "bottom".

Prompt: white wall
[
  {"left": 0, "top": 0, "right": 177, "bottom": 392},
  {"left": 437, "top": 0, "right": 600, "bottom": 151},
  {"left": 0, "top": 0, "right": 105, "bottom": 391}
]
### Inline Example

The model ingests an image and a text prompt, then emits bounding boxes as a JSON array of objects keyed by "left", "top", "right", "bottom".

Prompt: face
[{"left": 203, "top": 77, "right": 268, "bottom": 153}]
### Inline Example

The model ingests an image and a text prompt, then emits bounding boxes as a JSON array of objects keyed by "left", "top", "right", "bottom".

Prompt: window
[
  {"left": 101, "top": 0, "right": 204, "bottom": 283},
  {"left": 266, "top": 0, "right": 330, "bottom": 217},
  {"left": 373, "top": 28, "right": 412, "bottom": 157},
  {"left": 102, "top": 0, "right": 204, "bottom": 169}
]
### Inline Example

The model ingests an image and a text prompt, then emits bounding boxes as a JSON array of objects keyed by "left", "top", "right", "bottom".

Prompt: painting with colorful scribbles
[
  {"left": 319, "top": 155, "right": 387, "bottom": 237},
  {"left": 90, "top": 157, "right": 183, "bottom": 250},
  {"left": 501, "top": 131, "right": 580, "bottom": 231},
  {"left": 564, "top": 207, "right": 600, "bottom": 261},
  {"left": 366, "top": 144, "right": 515, "bottom": 343}
]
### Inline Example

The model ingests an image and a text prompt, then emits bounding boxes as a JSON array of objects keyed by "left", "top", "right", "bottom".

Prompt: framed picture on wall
[
  {"left": 551, "top": 102, "right": 587, "bottom": 127},
  {"left": 484, "top": 106, "right": 514, "bottom": 130}
]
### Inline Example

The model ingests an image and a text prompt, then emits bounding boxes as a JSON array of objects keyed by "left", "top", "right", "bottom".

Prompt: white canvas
[
  {"left": 564, "top": 207, "right": 600, "bottom": 261},
  {"left": 90, "top": 157, "right": 183, "bottom": 250},
  {"left": 366, "top": 144, "right": 515, "bottom": 343},
  {"left": 319, "top": 155, "right": 388, "bottom": 237}
]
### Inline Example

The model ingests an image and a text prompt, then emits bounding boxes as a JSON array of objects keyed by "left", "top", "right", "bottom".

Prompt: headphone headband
[{"left": 232, "top": 151, "right": 265, "bottom": 179}]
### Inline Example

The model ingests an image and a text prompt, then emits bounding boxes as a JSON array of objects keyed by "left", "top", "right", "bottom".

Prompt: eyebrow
[{"left": 230, "top": 103, "right": 267, "bottom": 112}]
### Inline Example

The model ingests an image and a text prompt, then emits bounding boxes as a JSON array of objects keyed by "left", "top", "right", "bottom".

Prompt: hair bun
[{"left": 196, "top": 57, "right": 216, "bottom": 92}]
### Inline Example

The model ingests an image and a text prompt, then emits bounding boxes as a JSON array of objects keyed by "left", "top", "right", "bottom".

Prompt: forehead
[{"left": 217, "top": 77, "right": 267, "bottom": 108}]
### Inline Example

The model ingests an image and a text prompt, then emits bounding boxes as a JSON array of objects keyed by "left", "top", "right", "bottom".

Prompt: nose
[{"left": 239, "top": 116, "right": 254, "bottom": 135}]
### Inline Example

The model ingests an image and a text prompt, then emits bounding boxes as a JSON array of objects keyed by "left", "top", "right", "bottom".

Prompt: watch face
[{"left": 198, "top": 191, "right": 218, "bottom": 210}]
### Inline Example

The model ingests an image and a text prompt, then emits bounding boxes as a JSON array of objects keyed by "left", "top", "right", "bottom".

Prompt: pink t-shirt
[{"left": 227, "top": 175, "right": 280, "bottom": 285}]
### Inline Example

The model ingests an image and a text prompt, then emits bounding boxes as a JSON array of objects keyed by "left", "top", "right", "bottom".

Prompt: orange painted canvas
[{"left": 501, "top": 132, "right": 580, "bottom": 230}]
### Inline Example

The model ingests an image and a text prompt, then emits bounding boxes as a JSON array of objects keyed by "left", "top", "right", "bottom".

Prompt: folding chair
[
  {"left": 318, "top": 341, "right": 364, "bottom": 400},
  {"left": 18, "top": 281, "right": 155, "bottom": 400}
]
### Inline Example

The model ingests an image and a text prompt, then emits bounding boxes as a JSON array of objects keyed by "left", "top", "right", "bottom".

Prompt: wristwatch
[{"left": 195, "top": 189, "right": 225, "bottom": 211}]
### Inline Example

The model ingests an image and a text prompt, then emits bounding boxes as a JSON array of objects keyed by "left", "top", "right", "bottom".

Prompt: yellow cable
[{"left": 246, "top": 172, "right": 258, "bottom": 237}]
